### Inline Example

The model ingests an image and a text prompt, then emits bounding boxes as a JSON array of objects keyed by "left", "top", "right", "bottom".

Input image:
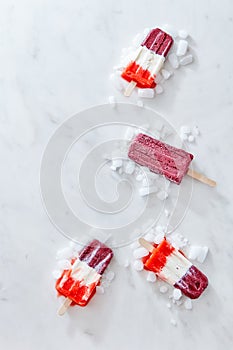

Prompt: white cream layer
[
  {"left": 134, "top": 46, "right": 165, "bottom": 75},
  {"left": 60, "top": 259, "right": 101, "bottom": 288},
  {"left": 130, "top": 46, "right": 165, "bottom": 76},
  {"left": 158, "top": 250, "right": 192, "bottom": 285}
]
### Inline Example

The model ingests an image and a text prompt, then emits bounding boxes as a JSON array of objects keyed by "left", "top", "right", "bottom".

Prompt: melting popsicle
[
  {"left": 139, "top": 238, "right": 208, "bottom": 299},
  {"left": 128, "top": 133, "right": 216, "bottom": 186},
  {"left": 56, "top": 239, "right": 113, "bottom": 315},
  {"left": 122, "top": 28, "right": 173, "bottom": 96}
]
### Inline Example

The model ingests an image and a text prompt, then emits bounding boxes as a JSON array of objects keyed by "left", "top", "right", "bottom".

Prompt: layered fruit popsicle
[
  {"left": 121, "top": 28, "right": 173, "bottom": 90},
  {"left": 142, "top": 238, "right": 208, "bottom": 299},
  {"left": 128, "top": 133, "right": 193, "bottom": 185},
  {"left": 56, "top": 239, "right": 113, "bottom": 307}
]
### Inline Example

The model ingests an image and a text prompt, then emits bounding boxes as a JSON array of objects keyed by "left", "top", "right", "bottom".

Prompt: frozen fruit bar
[
  {"left": 121, "top": 28, "right": 173, "bottom": 89},
  {"left": 143, "top": 239, "right": 208, "bottom": 299},
  {"left": 128, "top": 133, "right": 193, "bottom": 185},
  {"left": 56, "top": 240, "right": 113, "bottom": 307}
]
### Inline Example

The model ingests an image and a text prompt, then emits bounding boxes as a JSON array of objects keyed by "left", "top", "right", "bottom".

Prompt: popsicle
[
  {"left": 56, "top": 239, "right": 113, "bottom": 315},
  {"left": 122, "top": 28, "right": 173, "bottom": 96},
  {"left": 139, "top": 238, "right": 208, "bottom": 299},
  {"left": 128, "top": 133, "right": 216, "bottom": 187}
]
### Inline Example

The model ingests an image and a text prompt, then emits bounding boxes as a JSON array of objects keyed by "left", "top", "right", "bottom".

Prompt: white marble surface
[{"left": 1, "top": 1, "right": 233, "bottom": 349}]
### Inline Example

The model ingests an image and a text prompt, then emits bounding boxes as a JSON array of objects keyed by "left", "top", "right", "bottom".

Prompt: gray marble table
[{"left": 0, "top": 1, "right": 232, "bottom": 349}]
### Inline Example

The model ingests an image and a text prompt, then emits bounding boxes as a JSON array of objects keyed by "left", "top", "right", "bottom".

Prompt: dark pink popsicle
[{"left": 128, "top": 133, "right": 193, "bottom": 185}]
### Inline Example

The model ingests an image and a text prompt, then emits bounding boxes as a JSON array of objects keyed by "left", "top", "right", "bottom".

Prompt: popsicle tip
[
  {"left": 138, "top": 237, "right": 146, "bottom": 245},
  {"left": 124, "top": 81, "right": 137, "bottom": 97},
  {"left": 138, "top": 238, "right": 154, "bottom": 253},
  {"left": 210, "top": 180, "right": 217, "bottom": 187},
  {"left": 187, "top": 169, "right": 217, "bottom": 187},
  {"left": 57, "top": 298, "right": 72, "bottom": 316},
  {"left": 57, "top": 308, "right": 65, "bottom": 316}
]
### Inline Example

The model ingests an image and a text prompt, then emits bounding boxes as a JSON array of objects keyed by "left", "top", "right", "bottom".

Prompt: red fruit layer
[
  {"left": 174, "top": 265, "right": 208, "bottom": 299},
  {"left": 144, "top": 239, "right": 174, "bottom": 273},
  {"left": 128, "top": 133, "right": 194, "bottom": 185},
  {"left": 56, "top": 261, "right": 98, "bottom": 306},
  {"left": 141, "top": 28, "right": 173, "bottom": 57},
  {"left": 121, "top": 61, "right": 156, "bottom": 88}
]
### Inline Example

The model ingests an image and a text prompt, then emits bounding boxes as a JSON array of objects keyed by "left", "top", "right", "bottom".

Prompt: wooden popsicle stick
[
  {"left": 124, "top": 81, "right": 137, "bottom": 97},
  {"left": 57, "top": 297, "right": 72, "bottom": 316},
  {"left": 138, "top": 238, "right": 154, "bottom": 253},
  {"left": 187, "top": 169, "right": 216, "bottom": 187}
]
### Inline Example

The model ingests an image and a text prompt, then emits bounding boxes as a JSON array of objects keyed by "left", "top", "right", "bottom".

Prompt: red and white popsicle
[
  {"left": 122, "top": 28, "right": 173, "bottom": 96},
  {"left": 128, "top": 133, "right": 216, "bottom": 187},
  {"left": 56, "top": 239, "right": 113, "bottom": 315},
  {"left": 139, "top": 238, "right": 208, "bottom": 299}
]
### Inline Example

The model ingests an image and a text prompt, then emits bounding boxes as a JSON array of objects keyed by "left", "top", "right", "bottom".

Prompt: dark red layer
[
  {"left": 79, "top": 239, "right": 113, "bottom": 275},
  {"left": 141, "top": 28, "right": 173, "bottom": 57},
  {"left": 174, "top": 265, "right": 208, "bottom": 299}
]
